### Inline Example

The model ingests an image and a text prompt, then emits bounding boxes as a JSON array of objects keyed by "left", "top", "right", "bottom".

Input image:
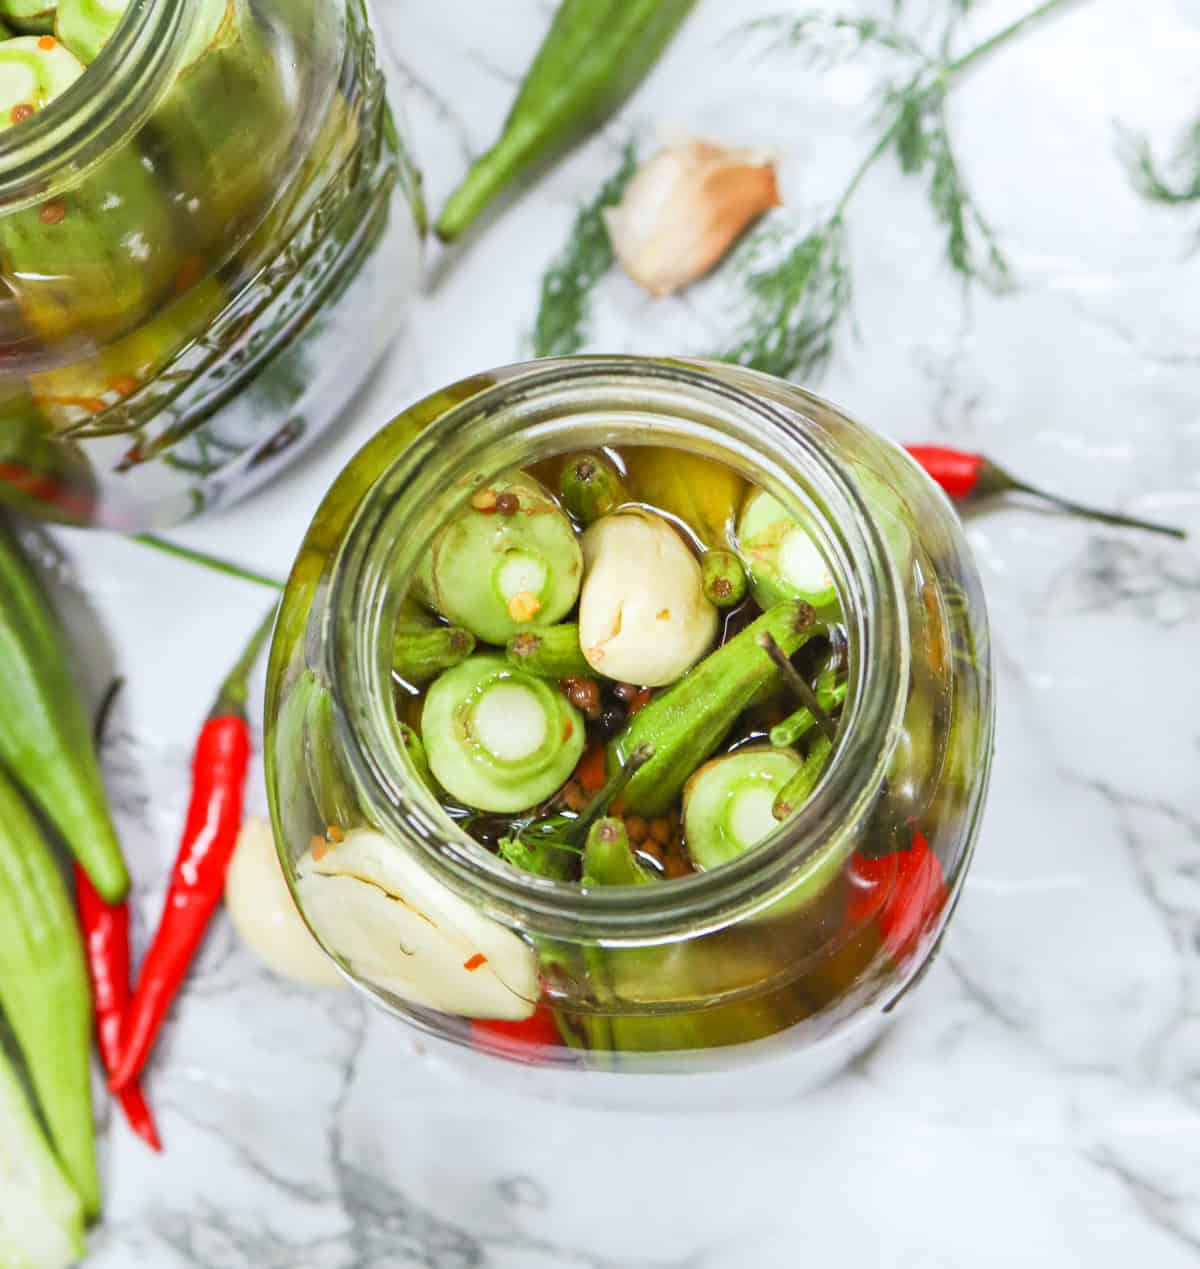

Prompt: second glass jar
[{"left": 0, "top": 0, "right": 422, "bottom": 528}]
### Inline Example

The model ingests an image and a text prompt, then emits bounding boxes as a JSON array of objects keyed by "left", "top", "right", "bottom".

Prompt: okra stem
[
  {"left": 558, "top": 452, "right": 627, "bottom": 525},
  {"left": 506, "top": 624, "right": 591, "bottom": 679},
  {"left": 701, "top": 549, "right": 747, "bottom": 608}
]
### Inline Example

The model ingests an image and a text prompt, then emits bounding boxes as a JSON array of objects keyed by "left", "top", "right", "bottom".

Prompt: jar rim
[
  {"left": 0, "top": 0, "right": 178, "bottom": 204},
  {"left": 328, "top": 357, "right": 911, "bottom": 944}
]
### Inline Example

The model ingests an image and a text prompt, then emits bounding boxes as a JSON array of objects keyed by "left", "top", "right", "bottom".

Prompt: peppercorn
[{"left": 562, "top": 677, "right": 601, "bottom": 719}]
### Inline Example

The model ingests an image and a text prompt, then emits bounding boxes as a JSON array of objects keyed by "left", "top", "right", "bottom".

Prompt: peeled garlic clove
[
  {"left": 224, "top": 818, "right": 343, "bottom": 988},
  {"left": 603, "top": 139, "right": 781, "bottom": 298},
  {"left": 297, "top": 829, "right": 538, "bottom": 1020},
  {"left": 579, "top": 510, "right": 717, "bottom": 687}
]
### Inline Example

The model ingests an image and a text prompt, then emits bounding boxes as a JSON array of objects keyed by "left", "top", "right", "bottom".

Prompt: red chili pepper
[
  {"left": 846, "top": 830, "right": 947, "bottom": 963},
  {"left": 575, "top": 744, "right": 607, "bottom": 795},
  {"left": 110, "top": 606, "right": 275, "bottom": 1093},
  {"left": 472, "top": 1005, "right": 563, "bottom": 1060},
  {"left": 75, "top": 865, "right": 162, "bottom": 1152},
  {"left": 905, "top": 444, "right": 1185, "bottom": 540}
]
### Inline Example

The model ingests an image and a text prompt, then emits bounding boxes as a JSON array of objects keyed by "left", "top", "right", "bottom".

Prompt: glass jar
[
  {"left": 0, "top": 0, "right": 421, "bottom": 528},
  {"left": 265, "top": 357, "right": 993, "bottom": 1104}
]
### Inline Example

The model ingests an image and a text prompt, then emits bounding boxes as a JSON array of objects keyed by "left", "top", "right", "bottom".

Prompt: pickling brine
[
  {"left": 265, "top": 358, "right": 993, "bottom": 1099},
  {"left": 0, "top": 0, "right": 421, "bottom": 528}
]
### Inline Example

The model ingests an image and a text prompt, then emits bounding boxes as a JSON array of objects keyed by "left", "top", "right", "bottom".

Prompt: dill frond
[
  {"left": 717, "top": 217, "right": 852, "bottom": 381},
  {"left": 531, "top": 143, "right": 638, "bottom": 359},
  {"left": 923, "top": 101, "right": 1011, "bottom": 289},
  {"left": 1119, "top": 117, "right": 1200, "bottom": 206}
]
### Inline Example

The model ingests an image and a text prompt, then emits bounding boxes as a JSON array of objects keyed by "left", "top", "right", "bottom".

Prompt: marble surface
[{"left": 37, "top": 0, "right": 1200, "bottom": 1264}]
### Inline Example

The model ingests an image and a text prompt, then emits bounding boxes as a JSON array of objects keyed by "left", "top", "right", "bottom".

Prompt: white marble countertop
[{"left": 39, "top": 0, "right": 1200, "bottom": 1264}]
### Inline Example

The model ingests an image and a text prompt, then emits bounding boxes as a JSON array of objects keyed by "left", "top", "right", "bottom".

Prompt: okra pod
[
  {"left": 772, "top": 736, "right": 834, "bottom": 821},
  {"left": 393, "top": 625, "right": 475, "bottom": 686},
  {"left": 435, "top": 0, "right": 697, "bottom": 241},
  {"left": 0, "top": 520, "right": 128, "bottom": 901},
  {"left": 0, "top": 1039, "right": 83, "bottom": 1265},
  {"left": 0, "top": 768, "right": 99, "bottom": 1219},
  {"left": 701, "top": 549, "right": 747, "bottom": 608},
  {"left": 608, "top": 600, "right": 819, "bottom": 815},
  {"left": 558, "top": 452, "right": 627, "bottom": 526},
  {"left": 769, "top": 678, "right": 847, "bottom": 748},
  {"left": 506, "top": 623, "right": 591, "bottom": 679},
  {"left": 581, "top": 818, "right": 655, "bottom": 886}
]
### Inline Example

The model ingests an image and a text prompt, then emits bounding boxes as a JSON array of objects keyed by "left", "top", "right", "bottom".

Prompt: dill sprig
[
  {"left": 716, "top": 0, "right": 1080, "bottom": 379},
  {"left": 531, "top": 143, "right": 638, "bottom": 358},
  {"left": 1119, "top": 115, "right": 1200, "bottom": 208},
  {"left": 721, "top": 217, "right": 852, "bottom": 382}
]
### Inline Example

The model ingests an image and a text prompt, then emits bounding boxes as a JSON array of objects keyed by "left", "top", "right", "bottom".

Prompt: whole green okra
[{"left": 435, "top": 0, "right": 697, "bottom": 241}]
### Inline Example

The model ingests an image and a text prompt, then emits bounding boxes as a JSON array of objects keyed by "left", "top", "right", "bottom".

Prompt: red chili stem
[
  {"left": 110, "top": 610, "right": 270, "bottom": 1091},
  {"left": 905, "top": 444, "right": 1186, "bottom": 540}
]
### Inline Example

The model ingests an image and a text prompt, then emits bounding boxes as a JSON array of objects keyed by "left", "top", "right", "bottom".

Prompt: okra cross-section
[
  {"left": 416, "top": 473, "right": 583, "bottom": 645},
  {"left": 421, "top": 654, "right": 585, "bottom": 813}
]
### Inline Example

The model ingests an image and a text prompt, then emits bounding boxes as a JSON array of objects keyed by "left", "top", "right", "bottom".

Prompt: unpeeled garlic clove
[
  {"left": 578, "top": 510, "right": 717, "bottom": 687},
  {"left": 603, "top": 138, "right": 781, "bottom": 298},
  {"left": 224, "top": 817, "right": 343, "bottom": 988}
]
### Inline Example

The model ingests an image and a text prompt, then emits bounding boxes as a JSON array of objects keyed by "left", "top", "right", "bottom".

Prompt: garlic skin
[
  {"left": 579, "top": 510, "right": 718, "bottom": 687},
  {"left": 224, "top": 818, "right": 343, "bottom": 988},
  {"left": 603, "top": 139, "right": 781, "bottom": 297},
  {"left": 296, "top": 829, "right": 539, "bottom": 1020}
]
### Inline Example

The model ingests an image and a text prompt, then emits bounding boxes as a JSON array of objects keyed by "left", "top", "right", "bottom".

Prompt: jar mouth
[
  {"left": 0, "top": 0, "right": 176, "bottom": 205},
  {"left": 329, "top": 357, "right": 910, "bottom": 944}
]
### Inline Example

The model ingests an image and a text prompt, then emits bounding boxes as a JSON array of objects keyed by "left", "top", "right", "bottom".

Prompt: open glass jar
[
  {"left": 265, "top": 358, "right": 993, "bottom": 1102},
  {"left": 0, "top": 0, "right": 421, "bottom": 528}
]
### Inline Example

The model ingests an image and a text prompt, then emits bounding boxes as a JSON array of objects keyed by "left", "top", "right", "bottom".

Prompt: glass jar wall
[
  {"left": 264, "top": 358, "right": 993, "bottom": 1102},
  {"left": 0, "top": 0, "right": 421, "bottom": 528}
]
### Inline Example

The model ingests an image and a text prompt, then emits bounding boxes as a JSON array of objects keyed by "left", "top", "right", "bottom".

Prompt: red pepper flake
[
  {"left": 326, "top": 824, "right": 344, "bottom": 843},
  {"left": 108, "top": 374, "right": 139, "bottom": 397},
  {"left": 629, "top": 688, "right": 652, "bottom": 714},
  {"left": 310, "top": 835, "right": 330, "bottom": 862},
  {"left": 37, "top": 34, "right": 55, "bottom": 49},
  {"left": 562, "top": 718, "right": 574, "bottom": 741},
  {"left": 463, "top": 953, "right": 488, "bottom": 972},
  {"left": 38, "top": 200, "right": 66, "bottom": 226},
  {"left": 10, "top": 103, "right": 33, "bottom": 125},
  {"left": 173, "top": 254, "right": 205, "bottom": 293}
]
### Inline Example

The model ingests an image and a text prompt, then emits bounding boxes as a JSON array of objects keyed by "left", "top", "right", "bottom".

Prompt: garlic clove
[
  {"left": 224, "top": 818, "right": 343, "bottom": 988},
  {"left": 603, "top": 138, "right": 781, "bottom": 298},
  {"left": 297, "top": 829, "right": 539, "bottom": 1020},
  {"left": 578, "top": 510, "right": 717, "bottom": 687}
]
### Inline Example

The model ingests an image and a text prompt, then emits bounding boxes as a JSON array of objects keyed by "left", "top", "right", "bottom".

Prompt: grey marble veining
[{"left": 44, "top": 0, "right": 1200, "bottom": 1265}]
